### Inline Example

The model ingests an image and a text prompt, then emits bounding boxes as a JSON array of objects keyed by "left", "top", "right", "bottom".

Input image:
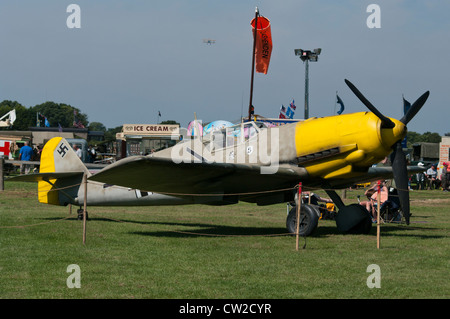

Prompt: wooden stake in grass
[
  {"left": 83, "top": 174, "right": 88, "bottom": 245},
  {"left": 377, "top": 180, "right": 381, "bottom": 249},
  {"left": 296, "top": 182, "right": 302, "bottom": 251},
  {"left": 0, "top": 156, "right": 4, "bottom": 191}
]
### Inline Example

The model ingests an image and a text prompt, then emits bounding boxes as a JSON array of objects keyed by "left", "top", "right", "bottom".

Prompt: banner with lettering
[{"left": 251, "top": 16, "right": 272, "bottom": 74}]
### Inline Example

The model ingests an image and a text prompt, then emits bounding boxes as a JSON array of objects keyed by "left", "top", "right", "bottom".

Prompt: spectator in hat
[{"left": 415, "top": 162, "right": 426, "bottom": 190}]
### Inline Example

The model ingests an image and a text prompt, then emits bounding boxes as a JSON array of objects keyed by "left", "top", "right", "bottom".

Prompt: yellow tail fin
[{"left": 38, "top": 137, "right": 88, "bottom": 205}]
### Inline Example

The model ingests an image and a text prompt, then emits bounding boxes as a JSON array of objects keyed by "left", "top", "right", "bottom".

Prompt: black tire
[
  {"left": 77, "top": 208, "right": 88, "bottom": 220},
  {"left": 286, "top": 204, "right": 319, "bottom": 237}
]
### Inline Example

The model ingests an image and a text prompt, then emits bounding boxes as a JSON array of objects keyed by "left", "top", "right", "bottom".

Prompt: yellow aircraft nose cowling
[
  {"left": 293, "top": 112, "right": 406, "bottom": 180},
  {"left": 380, "top": 117, "right": 406, "bottom": 150}
]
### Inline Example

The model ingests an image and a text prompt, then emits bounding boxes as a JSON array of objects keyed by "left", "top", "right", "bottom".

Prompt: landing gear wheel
[
  {"left": 286, "top": 204, "right": 319, "bottom": 237},
  {"left": 77, "top": 208, "right": 88, "bottom": 221}
]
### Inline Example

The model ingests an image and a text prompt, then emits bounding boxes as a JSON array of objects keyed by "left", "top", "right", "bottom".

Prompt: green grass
[{"left": 0, "top": 182, "right": 449, "bottom": 299}]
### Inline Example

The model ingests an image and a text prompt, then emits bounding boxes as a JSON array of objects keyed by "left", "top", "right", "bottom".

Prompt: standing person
[
  {"left": 73, "top": 145, "right": 82, "bottom": 159},
  {"left": 441, "top": 162, "right": 449, "bottom": 192},
  {"left": 19, "top": 141, "right": 34, "bottom": 174},
  {"left": 415, "top": 162, "right": 426, "bottom": 190}
]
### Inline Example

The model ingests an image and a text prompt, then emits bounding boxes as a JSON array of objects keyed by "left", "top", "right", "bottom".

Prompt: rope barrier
[
  {"left": 0, "top": 216, "right": 72, "bottom": 229},
  {"left": 33, "top": 178, "right": 414, "bottom": 196}
]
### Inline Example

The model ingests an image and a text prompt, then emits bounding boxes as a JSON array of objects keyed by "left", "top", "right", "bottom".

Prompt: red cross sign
[{"left": 0, "top": 140, "right": 11, "bottom": 158}]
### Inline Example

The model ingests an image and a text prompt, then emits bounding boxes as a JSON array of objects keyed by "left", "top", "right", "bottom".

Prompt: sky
[{"left": 0, "top": 0, "right": 449, "bottom": 135}]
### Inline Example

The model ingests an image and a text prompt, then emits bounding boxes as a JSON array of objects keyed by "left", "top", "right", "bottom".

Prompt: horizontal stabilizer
[{"left": 7, "top": 172, "right": 84, "bottom": 182}]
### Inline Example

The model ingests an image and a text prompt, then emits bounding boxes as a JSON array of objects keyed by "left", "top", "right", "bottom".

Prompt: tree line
[
  {"left": 0, "top": 100, "right": 88, "bottom": 131},
  {"left": 0, "top": 100, "right": 182, "bottom": 145}
]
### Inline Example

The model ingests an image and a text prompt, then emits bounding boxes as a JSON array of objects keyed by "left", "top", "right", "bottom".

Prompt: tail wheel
[
  {"left": 77, "top": 208, "right": 88, "bottom": 220},
  {"left": 286, "top": 204, "right": 319, "bottom": 237}
]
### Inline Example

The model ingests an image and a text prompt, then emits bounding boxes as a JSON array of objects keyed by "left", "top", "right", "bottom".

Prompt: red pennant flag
[{"left": 251, "top": 16, "right": 272, "bottom": 74}]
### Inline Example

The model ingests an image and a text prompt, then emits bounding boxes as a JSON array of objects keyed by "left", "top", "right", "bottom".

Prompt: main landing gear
[
  {"left": 286, "top": 204, "right": 319, "bottom": 237},
  {"left": 325, "top": 189, "right": 372, "bottom": 234},
  {"left": 285, "top": 189, "right": 372, "bottom": 236}
]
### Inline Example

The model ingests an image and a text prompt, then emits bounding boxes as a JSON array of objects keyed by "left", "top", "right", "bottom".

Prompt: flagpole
[{"left": 248, "top": 7, "right": 259, "bottom": 122}]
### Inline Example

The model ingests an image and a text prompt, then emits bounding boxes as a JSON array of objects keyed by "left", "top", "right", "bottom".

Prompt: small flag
[
  {"left": 73, "top": 110, "right": 78, "bottom": 126},
  {"left": 158, "top": 111, "right": 161, "bottom": 117},
  {"left": 336, "top": 95, "right": 345, "bottom": 115},
  {"left": 44, "top": 117, "right": 50, "bottom": 127},
  {"left": 286, "top": 106, "right": 295, "bottom": 119},
  {"left": 284, "top": 99, "right": 296, "bottom": 119},
  {"left": 73, "top": 110, "right": 85, "bottom": 128},
  {"left": 290, "top": 100, "right": 296, "bottom": 110},
  {"left": 279, "top": 105, "right": 286, "bottom": 119},
  {"left": 58, "top": 123, "right": 63, "bottom": 132},
  {"left": 403, "top": 95, "right": 411, "bottom": 115}
]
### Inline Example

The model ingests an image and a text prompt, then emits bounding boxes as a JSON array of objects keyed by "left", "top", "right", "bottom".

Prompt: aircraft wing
[{"left": 88, "top": 156, "right": 309, "bottom": 197}]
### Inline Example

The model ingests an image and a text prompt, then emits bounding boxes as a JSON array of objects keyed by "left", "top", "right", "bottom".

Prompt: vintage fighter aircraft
[{"left": 8, "top": 80, "right": 429, "bottom": 236}]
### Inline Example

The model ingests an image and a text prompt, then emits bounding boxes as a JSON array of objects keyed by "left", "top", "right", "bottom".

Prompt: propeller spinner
[{"left": 345, "top": 79, "right": 430, "bottom": 225}]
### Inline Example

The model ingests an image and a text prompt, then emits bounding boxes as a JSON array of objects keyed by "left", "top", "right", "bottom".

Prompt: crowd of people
[
  {"left": 10, "top": 141, "right": 43, "bottom": 162},
  {"left": 11, "top": 141, "right": 43, "bottom": 174},
  {"left": 412, "top": 162, "right": 449, "bottom": 192},
  {"left": 11, "top": 140, "right": 99, "bottom": 174}
]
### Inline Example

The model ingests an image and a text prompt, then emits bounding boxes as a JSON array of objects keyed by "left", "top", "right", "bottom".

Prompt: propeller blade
[
  {"left": 345, "top": 79, "right": 395, "bottom": 129},
  {"left": 391, "top": 141, "right": 410, "bottom": 224},
  {"left": 400, "top": 91, "right": 430, "bottom": 125}
]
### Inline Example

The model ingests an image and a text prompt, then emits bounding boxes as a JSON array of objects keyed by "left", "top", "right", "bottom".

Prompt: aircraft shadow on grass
[{"left": 43, "top": 217, "right": 444, "bottom": 240}]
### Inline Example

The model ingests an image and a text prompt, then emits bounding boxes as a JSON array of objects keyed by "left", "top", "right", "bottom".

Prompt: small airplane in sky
[
  {"left": 8, "top": 80, "right": 429, "bottom": 236},
  {"left": 202, "top": 39, "right": 216, "bottom": 45}
]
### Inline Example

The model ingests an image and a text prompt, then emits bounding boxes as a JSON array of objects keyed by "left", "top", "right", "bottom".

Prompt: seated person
[
  {"left": 359, "top": 181, "right": 388, "bottom": 221},
  {"left": 303, "top": 192, "right": 335, "bottom": 220},
  {"left": 304, "top": 192, "right": 333, "bottom": 206},
  {"left": 426, "top": 164, "right": 439, "bottom": 189}
]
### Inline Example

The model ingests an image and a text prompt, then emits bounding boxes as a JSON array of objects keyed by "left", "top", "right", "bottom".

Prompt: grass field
[{"left": 0, "top": 181, "right": 449, "bottom": 299}]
